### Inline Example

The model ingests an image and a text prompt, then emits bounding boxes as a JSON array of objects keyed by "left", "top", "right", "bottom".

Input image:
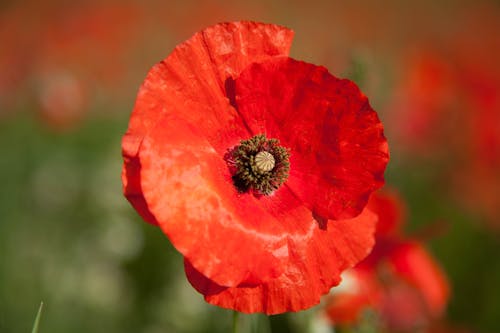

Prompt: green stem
[
  {"left": 232, "top": 311, "right": 240, "bottom": 333},
  {"left": 336, "top": 325, "right": 354, "bottom": 333}
]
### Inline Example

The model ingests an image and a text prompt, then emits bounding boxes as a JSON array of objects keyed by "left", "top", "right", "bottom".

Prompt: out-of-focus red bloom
[
  {"left": 31, "top": 2, "right": 143, "bottom": 129},
  {"left": 0, "top": 0, "right": 147, "bottom": 124},
  {"left": 122, "top": 21, "right": 389, "bottom": 314},
  {"left": 325, "top": 190, "right": 449, "bottom": 331},
  {"left": 0, "top": 3, "right": 38, "bottom": 112},
  {"left": 381, "top": 241, "right": 449, "bottom": 330},
  {"left": 36, "top": 2, "right": 143, "bottom": 88},
  {"left": 384, "top": 4, "right": 500, "bottom": 225},
  {"left": 451, "top": 65, "right": 500, "bottom": 226},
  {"left": 325, "top": 269, "right": 381, "bottom": 325},
  {"left": 368, "top": 188, "right": 406, "bottom": 238},
  {"left": 387, "top": 52, "right": 456, "bottom": 155},
  {"left": 451, "top": 6, "right": 500, "bottom": 225},
  {"left": 36, "top": 70, "right": 88, "bottom": 131},
  {"left": 386, "top": 49, "right": 499, "bottom": 225}
]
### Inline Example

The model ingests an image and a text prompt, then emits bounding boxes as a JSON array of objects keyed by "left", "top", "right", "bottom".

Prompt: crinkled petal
[
  {"left": 122, "top": 21, "right": 294, "bottom": 225},
  {"left": 185, "top": 208, "right": 377, "bottom": 314},
  {"left": 234, "top": 57, "right": 389, "bottom": 220},
  {"left": 139, "top": 114, "right": 315, "bottom": 287}
]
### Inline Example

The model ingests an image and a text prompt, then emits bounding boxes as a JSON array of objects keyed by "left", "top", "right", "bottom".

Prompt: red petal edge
[
  {"left": 185, "top": 208, "right": 377, "bottom": 314},
  {"left": 122, "top": 21, "right": 294, "bottom": 225},
  {"left": 234, "top": 57, "right": 389, "bottom": 221}
]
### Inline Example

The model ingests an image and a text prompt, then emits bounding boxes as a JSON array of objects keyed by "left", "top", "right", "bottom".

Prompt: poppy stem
[
  {"left": 335, "top": 325, "right": 354, "bottom": 333},
  {"left": 232, "top": 311, "right": 240, "bottom": 333}
]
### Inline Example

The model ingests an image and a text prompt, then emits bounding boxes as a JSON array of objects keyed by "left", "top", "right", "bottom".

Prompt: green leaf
[{"left": 31, "top": 302, "right": 44, "bottom": 333}]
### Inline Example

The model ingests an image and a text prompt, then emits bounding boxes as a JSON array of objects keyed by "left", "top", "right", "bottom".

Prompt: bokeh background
[{"left": 0, "top": 0, "right": 499, "bottom": 332}]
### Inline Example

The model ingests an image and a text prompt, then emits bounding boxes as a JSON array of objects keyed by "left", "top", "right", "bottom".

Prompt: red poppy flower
[
  {"left": 37, "top": 70, "right": 88, "bottom": 131},
  {"left": 325, "top": 190, "right": 449, "bottom": 330},
  {"left": 387, "top": 44, "right": 500, "bottom": 226},
  {"left": 325, "top": 269, "right": 381, "bottom": 325},
  {"left": 122, "top": 21, "right": 389, "bottom": 314},
  {"left": 386, "top": 52, "right": 456, "bottom": 155}
]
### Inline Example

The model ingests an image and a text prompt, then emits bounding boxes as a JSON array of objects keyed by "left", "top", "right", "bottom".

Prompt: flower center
[
  {"left": 228, "top": 134, "right": 290, "bottom": 195},
  {"left": 254, "top": 151, "right": 275, "bottom": 173}
]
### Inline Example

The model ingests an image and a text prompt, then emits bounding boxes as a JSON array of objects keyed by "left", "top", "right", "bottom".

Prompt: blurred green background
[{"left": 0, "top": 0, "right": 499, "bottom": 332}]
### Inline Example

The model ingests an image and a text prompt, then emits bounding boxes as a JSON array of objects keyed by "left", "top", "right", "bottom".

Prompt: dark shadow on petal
[
  {"left": 123, "top": 156, "right": 159, "bottom": 225},
  {"left": 225, "top": 77, "right": 237, "bottom": 108},
  {"left": 184, "top": 258, "right": 228, "bottom": 296},
  {"left": 313, "top": 211, "right": 328, "bottom": 230}
]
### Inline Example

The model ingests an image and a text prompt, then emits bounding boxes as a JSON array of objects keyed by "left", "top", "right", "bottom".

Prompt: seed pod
[{"left": 254, "top": 151, "right": 275, "bottom": 173}]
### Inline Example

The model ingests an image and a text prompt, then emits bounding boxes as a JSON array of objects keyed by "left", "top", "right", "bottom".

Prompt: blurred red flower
[
  {"left": 387, "top": 52, "right": 456, "bottom": 155},
  {"left": 451, "top": 65, "right": 500, "bottom": 226},
  {"left": 122, "top": 21, "right": 389, "bottom": 314},
  {"left": 36, "top": 70, "right": 88, "bottom": 131},
  {"left": 384, "top": 4, "right": 500, "bottom": 225},
  {"left": 325, "top": 190, "right": 449, "bottom": 331},
  {"left": 0, "top": 0, "right": 146, "bottom": 125}
]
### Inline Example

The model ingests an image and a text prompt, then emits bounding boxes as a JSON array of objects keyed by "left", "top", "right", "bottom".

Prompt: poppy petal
[
  {"left": 139, "top": 113, "right": 305, "bottom": 287},
  {"left": 234, "top": 57, "right": 389, "bottom": 220},
  {"left": 122, "top": 21, "right": 294, "bottom": 225},
  {"left": 325, "top": 269, "right": 382, "bottom": 325},
  {"left": 367, "top": 189, "right": 406, "bottom": 237},
  {"left": 388, "top": 242, "right": 450, "bottom": 316},
  {"left": 185, "top": 208, "right": 377, "bottom": 314}
]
